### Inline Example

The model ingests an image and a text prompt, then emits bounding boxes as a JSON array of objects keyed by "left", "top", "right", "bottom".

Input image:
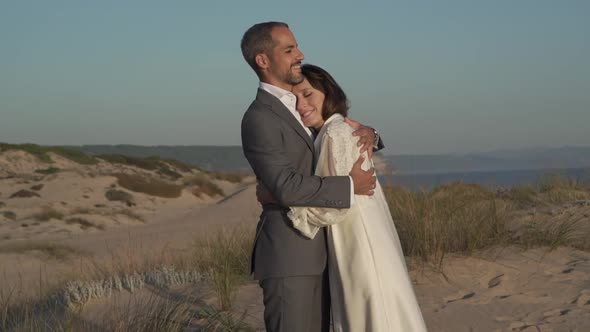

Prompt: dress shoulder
[{"left": 325, "top": 116, "right": 355, "bottom": 140}]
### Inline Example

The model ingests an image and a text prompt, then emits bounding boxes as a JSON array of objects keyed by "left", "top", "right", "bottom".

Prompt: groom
[{"left": 240, "top": 22, "right": 383, "bottom": 331}]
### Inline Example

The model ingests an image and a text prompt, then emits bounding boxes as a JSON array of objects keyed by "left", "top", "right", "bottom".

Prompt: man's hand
[
  {"left": 344, "top": 117, "right": 377, "bottom": 159},
  {"left": 349, "top": 155, "right": 376, "bottom": 196},
  {"left": 256, "top": 181, "right": 278, "bottom": 205}
]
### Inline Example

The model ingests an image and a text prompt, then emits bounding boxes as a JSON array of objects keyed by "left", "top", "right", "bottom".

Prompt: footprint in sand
[
  {"left": 574, "top": 290, "right": 590, "bottom": 308},
  {"left": 561, "top": 267, "right": 574, "bottom": 274},
  {"left": 444, "top": 291, "right": 476, "bottom": 304},
  {"left": 507, "top": 321, "right": 537, "bottom": 331},
  {"left": 488, "top": 273, "right": 504, "bottom": 288},
  {"left": 542, "top": 307, "right": 577, "bottom": 324}
]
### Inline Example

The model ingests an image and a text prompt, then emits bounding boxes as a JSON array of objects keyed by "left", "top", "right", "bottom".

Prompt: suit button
[{"left": 337, "top": 200, "right": 343, "bottom": 206}]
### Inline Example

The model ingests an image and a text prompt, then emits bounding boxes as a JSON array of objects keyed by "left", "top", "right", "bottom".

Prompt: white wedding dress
[{"left": 288, "top": 114, "right": 428, "bottom": 332}]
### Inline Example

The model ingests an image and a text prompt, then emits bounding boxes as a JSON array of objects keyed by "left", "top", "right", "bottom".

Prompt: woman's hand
[{"left": 344, "top": 117, "right": 377, "bottom": 159}]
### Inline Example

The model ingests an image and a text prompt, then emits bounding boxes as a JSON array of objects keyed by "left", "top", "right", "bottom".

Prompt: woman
[{"left": 288, "top": 64, "right": 428, "bottom": 331}]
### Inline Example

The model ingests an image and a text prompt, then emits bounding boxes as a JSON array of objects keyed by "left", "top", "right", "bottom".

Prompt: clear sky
[{"left": 1, "top": 0, "right": 588, "bottom": 154}]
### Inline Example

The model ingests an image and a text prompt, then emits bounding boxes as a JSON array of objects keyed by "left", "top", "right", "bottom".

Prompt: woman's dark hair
[{"left": 300, "top": 64, "right": 349, "bottom": 119}]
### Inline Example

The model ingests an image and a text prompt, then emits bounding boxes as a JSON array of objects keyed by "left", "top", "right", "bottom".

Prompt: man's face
[{"left": 266, "top": 27, "right": 305, "bottom": 87}]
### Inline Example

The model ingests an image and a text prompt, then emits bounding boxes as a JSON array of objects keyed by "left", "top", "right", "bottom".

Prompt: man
[{"left": 240, "top": 21, "right": 383, "bottom": 331}]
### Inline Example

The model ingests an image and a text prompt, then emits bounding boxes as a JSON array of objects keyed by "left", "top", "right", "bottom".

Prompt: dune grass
[
  {"left": 384, "top": 183, "right": 510, "bottom": 268},
  {"left": 0, "top": 224, "right": 256, "bottom": 331},
  {"left": 536, "top": 173, "right": 590, "bottom": 203},
  {"left": 193, "top": 225, "right": 254, "bottom": 311},
  {"left": 383, "top": 176, "right": 590, "bottom": 268},
  {"left": 514, "top": 218, "right": 581, "bottom": 251}
]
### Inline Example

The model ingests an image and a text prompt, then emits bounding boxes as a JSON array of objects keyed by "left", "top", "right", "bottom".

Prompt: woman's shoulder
[{"left": 325, "top": 114, "right": 355, "bottom": 138}]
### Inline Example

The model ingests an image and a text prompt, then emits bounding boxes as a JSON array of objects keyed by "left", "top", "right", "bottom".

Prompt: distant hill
[{"left": 69, "top": 145, "right": 590, "bottom": 175}]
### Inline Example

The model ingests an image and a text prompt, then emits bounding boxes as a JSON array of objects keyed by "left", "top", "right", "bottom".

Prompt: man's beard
[
  {"left": 272, "top": 64, "right": 304, "bottom": 85},
  {"left": 284, "top": 70, "right": 304, "bottom": 85}
]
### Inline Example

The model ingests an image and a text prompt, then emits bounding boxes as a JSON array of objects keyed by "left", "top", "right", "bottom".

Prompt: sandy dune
[{"left": 1, "top": 148, "right": 590, "bottom": 331}]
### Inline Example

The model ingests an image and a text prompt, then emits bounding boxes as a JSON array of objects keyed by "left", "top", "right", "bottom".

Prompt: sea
[{"left": 380, "top": 167, "right": 590, "bottom": 190}]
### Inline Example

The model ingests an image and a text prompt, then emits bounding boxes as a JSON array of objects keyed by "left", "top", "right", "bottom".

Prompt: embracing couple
[{"left": 240, "top": 22, "right": 427, "bottom": 332}]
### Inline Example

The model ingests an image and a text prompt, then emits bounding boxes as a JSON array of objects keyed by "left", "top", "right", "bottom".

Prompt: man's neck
[{"left": 260, "top": 77, "right": 293, "bottom": 92}]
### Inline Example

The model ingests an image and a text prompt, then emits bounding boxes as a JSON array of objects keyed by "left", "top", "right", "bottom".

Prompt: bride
[{"left": 287, "top": 64, "right": 428, "bottom": 331}]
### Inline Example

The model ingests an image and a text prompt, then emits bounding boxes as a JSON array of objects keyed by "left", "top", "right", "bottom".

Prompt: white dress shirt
[{"left": 259, "top": 82, "right": 355, "bottom": 205}]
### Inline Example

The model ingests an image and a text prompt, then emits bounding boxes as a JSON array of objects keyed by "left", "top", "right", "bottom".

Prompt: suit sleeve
[{"left": 241, "top": 109, "right": 350, "bottom": 208}]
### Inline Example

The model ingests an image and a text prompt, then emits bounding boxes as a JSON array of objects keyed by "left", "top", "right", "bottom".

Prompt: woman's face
[{"left": 293, "top": 78, "right": 325, "bottom": 130}]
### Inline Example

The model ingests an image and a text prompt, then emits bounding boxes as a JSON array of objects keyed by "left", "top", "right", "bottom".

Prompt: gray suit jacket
[{"left": 241, "top": 89, "right": 351, "bottom": 280}]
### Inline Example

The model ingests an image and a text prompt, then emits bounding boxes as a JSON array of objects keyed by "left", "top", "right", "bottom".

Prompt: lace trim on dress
[{"left": 288, "top": 117, "right": 358, "bottom": 239}]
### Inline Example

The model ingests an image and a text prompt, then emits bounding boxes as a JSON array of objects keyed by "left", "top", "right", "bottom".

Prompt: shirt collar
[{"left": 259, "top": 82, "right": 295, "bottom": 100}]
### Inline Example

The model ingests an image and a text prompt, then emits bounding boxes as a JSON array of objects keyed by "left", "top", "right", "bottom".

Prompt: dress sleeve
[{"left": 288, "top": 123, "right": 364, "bottom": 239}]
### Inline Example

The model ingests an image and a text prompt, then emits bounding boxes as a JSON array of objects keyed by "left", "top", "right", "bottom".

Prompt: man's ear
[{"left": 255, "top": 53, "right": 270, "bottom": 70}]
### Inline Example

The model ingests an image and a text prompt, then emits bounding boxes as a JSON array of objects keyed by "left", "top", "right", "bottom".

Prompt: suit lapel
[{"left": 255, "top": 89, "right": 315, "bottom": 152}]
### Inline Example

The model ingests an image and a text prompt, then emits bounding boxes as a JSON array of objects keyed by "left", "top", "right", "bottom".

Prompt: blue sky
[{"left": 1, "top": 1, "right": 588, "bottom": 154}]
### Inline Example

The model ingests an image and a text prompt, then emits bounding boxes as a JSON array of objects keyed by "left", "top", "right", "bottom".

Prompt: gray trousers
[{"left": 259, "top": 273, "right": 330, "bottom": 332}]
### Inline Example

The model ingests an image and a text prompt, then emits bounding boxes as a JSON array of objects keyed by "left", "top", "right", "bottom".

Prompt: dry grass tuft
[
  {"left": 65, "top": 217, "right": 106, "bottom": 230},
  {"left": 207, "top": 171, "right": 248, "bottom": 184},
  {"left": 33, "top": 207, "right": 64, "bottom": 221},
  {"left": 105, "top": 189, "right": 136, "bottom": 206},
  {"left": 185, "top": 173, "right": 224, "bottom": 197},
  {"left": 30, "top": 184, "right": 44, "bottom": 191},
  {"left": 35, "top": 166, "right": 61, "bottom": 175},
  {"left": 114, "top": 173, "right": 183, "bottom": 198},
  {"left": 1, "top": 211, "right": 16, "bottom": 220},
  {"left": 115, "top": 209, "right": 145, "bottom": 223},
  {"left": 9, "top": 189, "right": 40, "bottom": 199},
  {"left": 0, "top": 242, "right": 84, "bottom": 260}
]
